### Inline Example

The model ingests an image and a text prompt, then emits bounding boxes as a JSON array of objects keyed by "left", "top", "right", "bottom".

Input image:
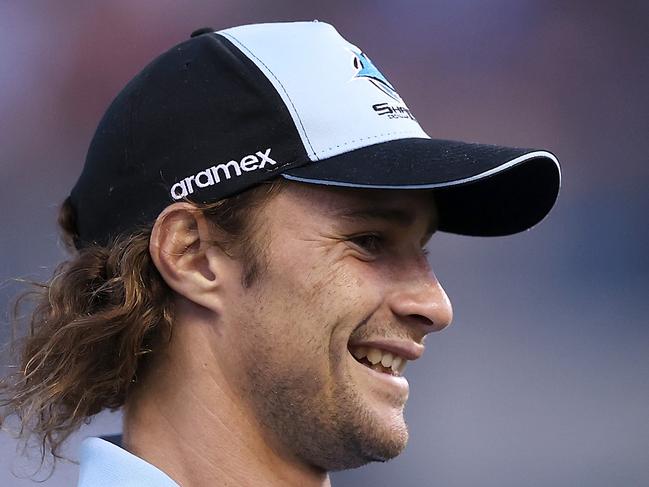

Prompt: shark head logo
[{"left": 350, "top": 48, "right": 402, "bottom": 102}]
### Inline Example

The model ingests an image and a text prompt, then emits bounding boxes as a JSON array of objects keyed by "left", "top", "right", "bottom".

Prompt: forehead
[{"left": 269, "top": 181, "right": 437, "bottom": 228}]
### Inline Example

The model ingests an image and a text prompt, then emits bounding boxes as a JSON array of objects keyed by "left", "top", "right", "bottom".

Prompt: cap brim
[{"left": 281, "top": 138, "right": 561, "bottom": 236}]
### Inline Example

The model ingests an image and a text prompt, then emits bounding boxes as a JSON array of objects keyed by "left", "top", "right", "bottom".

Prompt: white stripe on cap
[
  {"left": 280, "top": 151, "right": 562, "bottom": 189},
  {"left": 219, "top": 21, "right": 429, "bottom": 162}
]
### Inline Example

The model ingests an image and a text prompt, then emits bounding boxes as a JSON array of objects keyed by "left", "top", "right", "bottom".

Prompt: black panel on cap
[
  {"left": 70, "top": 33, "right": 310, "bottom": 248},
  {"left": 190, "top": 27, "right": 215, "bottom": 38}
]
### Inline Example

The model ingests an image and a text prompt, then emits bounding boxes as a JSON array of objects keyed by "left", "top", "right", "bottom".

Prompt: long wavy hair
[{"left": 0, "top": 178, "right": 286, "bottom": 470}]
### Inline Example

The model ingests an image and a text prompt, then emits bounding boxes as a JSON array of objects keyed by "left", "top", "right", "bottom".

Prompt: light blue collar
[{"left": 77, "top": 437, "right": 179, "bottom": 487}]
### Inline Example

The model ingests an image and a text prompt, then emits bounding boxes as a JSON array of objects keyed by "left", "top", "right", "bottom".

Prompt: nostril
[{"left": 406, "top": 313, "right": 438, "bottom": 331}]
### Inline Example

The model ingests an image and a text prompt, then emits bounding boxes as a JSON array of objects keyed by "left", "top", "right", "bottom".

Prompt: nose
[{"left": 388, "top": 262, "right": 453, "bottom": 335}]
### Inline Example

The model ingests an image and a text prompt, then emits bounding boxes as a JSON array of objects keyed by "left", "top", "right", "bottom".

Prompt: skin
[{"left": 123, "top": 181, "right": 453, "bottom": 487}]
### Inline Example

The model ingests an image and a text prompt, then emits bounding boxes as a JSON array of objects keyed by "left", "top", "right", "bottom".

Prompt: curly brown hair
[{"left": 0, "top": 178, "right": 286, "bottom": 470}]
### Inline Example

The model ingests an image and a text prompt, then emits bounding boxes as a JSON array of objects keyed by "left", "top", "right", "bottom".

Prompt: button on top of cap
[{"left": 190, "top": 27, "right": 215, "bottom": 38}]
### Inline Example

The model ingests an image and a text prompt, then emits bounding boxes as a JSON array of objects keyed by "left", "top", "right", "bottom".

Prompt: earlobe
[{"left": 149, "top": 203, "right": 224, "bottom": 313}]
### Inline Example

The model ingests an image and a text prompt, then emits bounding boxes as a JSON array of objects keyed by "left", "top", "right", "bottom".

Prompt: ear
[{"left": 149, "top": 203, "right": 229, "bottom": 313}]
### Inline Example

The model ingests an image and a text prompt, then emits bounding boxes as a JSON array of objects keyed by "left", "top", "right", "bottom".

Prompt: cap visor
[{"left": 282, "top": 138, "right": 561, "bottom": 236}]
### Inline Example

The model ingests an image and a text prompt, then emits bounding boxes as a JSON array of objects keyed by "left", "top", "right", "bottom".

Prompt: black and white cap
[{"left": 70, "top": 21, "right": 561, "bottom": 248}]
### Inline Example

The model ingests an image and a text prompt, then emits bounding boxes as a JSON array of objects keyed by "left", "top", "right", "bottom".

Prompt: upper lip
[{"left": 347, "top": 338, "right": 424, "bottom": 361}]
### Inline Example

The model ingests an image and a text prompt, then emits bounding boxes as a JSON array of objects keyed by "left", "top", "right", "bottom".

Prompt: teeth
[
  {"left": 390, "top": 356, "right": 402, "bottom": 373},
  {"left": 381, "top": 352, "right": 394, "bottom": 368},
  {"left": 366, "top": 348, "right": 382, "bottom": 365},
  {"left": 349, "top": 345, "right": 409, "bottom": 374},
  {"left": 397, "top": 359, "right": 407, "bottom": 374},
  {"left": 352, "top": 346, "right": 368, "bottom": 360}
]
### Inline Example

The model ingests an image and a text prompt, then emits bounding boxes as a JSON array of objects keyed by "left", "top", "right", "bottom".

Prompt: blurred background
[{"left": 1, "top": 1, "right": 647, "bottom": 486}]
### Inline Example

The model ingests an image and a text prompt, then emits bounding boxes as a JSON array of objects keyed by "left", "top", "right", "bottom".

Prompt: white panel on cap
[{"left": 219, "top": 21, "right": 430, "bottom": 162}]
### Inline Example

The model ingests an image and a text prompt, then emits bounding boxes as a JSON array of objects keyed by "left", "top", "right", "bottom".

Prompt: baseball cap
[{"left": 69, "top": 21, "right": 561, "bottom": 248}]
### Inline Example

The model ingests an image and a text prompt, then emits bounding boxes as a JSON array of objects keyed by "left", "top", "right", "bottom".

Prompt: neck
[{"left": 121, "top": 316, "right": 331, "bottom": 487}]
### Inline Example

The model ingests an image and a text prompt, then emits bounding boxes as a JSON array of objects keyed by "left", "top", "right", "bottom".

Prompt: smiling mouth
[{"left": 348, "top": 346, "right": 408, "bottom": 377}]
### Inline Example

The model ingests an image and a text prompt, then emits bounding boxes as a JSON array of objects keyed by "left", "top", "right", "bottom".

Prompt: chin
[
  {"left": 366, "top": 415, "right": 409, "bottom": 462},
  {"left": 327, "top": 426, "right": 409, "bottom": 471},
  {"left": 343, "top": 406, "right": 410, "bottom": 469},
  {"left": 307, "top": 395, "right": 410, "bottom": 471}
]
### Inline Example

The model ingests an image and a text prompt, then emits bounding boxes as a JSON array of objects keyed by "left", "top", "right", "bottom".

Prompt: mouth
[{"left": 348, "top": 345, "right": 409, "bottom": 377}]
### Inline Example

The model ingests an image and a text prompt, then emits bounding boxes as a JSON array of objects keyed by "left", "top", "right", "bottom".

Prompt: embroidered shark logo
[{"left": 351, "top": 48, "right": 402, "bottom": 102}]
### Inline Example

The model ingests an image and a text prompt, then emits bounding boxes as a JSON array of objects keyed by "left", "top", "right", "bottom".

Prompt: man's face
[{"left": 220, "top": 182, "right": 452, "bottom": 471}]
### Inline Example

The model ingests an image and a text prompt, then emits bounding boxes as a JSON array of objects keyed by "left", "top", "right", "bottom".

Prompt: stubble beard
[
  {"left": 235, "top": 235, "right": 409, "bottom": 471},
  {"left": 240, "top": 341, "right": 409, "bottom": 472}
]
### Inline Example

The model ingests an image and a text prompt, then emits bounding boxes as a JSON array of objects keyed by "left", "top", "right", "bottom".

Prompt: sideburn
[
  {"left": 238, "top": 237, "right": 269, "bottom": 289},
  {"left": 242, "top": 257, "right": 260, "bottom": 288}
]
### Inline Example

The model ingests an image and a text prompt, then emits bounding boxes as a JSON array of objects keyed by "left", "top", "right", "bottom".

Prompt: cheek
[
  {"left": 236, "top": 270, "right": 329, "bottom": 365},
  {"left": 242, "top": 247, "right": 387, "bottom": 374}
]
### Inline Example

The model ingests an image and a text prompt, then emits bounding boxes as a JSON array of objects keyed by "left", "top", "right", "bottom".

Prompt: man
[{"left": 0, "top": 21, "right": 560, "bottom": 486}]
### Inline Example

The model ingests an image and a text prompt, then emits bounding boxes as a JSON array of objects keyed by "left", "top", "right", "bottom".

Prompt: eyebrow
[{"left": 335, "top": 207, "right": 438, "bottom": 238}]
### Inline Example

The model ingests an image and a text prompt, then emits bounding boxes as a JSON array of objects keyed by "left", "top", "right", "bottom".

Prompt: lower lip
[{"left": 349, "top": 351, "right": 409, "bottom": 395}]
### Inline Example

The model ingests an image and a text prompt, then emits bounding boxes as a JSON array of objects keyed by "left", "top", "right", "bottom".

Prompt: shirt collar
[{"left": 78, "top": 437, "right": 179, "bottom": 487}]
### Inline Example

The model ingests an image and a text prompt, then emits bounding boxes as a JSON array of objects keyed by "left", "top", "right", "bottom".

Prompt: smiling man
[{"left": 0, "top": 21, "right": 560, "bottom": 487}]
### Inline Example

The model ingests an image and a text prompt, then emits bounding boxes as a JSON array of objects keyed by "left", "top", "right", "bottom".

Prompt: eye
[{"left": 348, "top": 233, "right": 385, "bottom": 254}]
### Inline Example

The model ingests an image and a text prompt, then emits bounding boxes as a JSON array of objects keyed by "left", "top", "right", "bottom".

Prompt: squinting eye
[{"left": 349, "top": 234, "right": 384, "bottom": 254}]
